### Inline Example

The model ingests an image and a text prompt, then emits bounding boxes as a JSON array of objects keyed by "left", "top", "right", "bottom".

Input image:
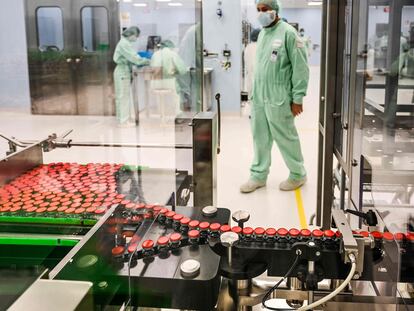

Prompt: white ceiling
[
  {"left": 121, "top": 0, "right": 323, "bottom": 10},
  {"left": 280, "top": 0, "right": 323, "bottom": 9}
]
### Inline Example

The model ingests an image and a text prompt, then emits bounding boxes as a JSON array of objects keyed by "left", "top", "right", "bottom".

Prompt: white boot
[
  {"left": 240, "top": 179, "right": 266, "bottom": 193},
  {"left": 279, "top": 177, "right": 307, "bottom": 191}
]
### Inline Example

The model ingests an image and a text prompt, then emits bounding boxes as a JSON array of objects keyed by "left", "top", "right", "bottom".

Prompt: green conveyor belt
[
  {"left": 0, "top": 236, "right": 78, "bottom": 247},
  {"left": 0, "top": 216, "right": 97, "bottom": 226}
]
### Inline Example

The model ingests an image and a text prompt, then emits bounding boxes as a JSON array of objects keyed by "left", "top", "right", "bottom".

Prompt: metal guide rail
[{"left": 44, "top": 203, "right": 414, "bottom": 310}]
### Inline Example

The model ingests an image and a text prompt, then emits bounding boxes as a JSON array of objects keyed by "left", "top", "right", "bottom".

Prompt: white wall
[
  {"left": 203, "top": 0, "right": 243, "bottom": 113},
  {"left": 0, "top": 0, "right": 30, "bottom": 110}
]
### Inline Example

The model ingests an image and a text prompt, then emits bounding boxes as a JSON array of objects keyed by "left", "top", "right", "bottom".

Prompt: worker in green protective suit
[
  {"left": 240, "top": 0, "right": 309, "bottom": 193},
  {"left": 113, "top": 26, "right": 150, "bottom": 127}
]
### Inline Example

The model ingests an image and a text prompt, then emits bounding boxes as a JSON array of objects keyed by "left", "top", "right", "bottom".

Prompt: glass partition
[
  {"left": 0, "top": 2, "right": 204, "bottom": 306},
  {"left": 1, "top": 0, "right": 204, "bottom": 203},
  {"left": 349, "top": 0, "right": 414, "bottom": 306}
]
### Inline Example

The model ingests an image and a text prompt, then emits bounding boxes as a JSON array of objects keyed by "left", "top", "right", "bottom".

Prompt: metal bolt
[
  {"left": 316, "top": 251, "right": 321, "bottom": 257},
  {"left": 221, "top": 232, "right": 239, "bottom": 267},
  {"left": 232, "top": 210, "right": 250, "bottom": 229}
]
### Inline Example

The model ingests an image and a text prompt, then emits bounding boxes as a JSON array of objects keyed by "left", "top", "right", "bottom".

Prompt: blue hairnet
[
  {"left": 255, "top": 0, "right": 281, "bottom": 12},
  {"left": 122, "top": 26, "right": 140, "bottom": 38}
]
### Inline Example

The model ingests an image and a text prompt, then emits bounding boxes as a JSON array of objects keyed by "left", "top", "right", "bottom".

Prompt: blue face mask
[{"left": 257, "top": 10, "right": 276, "bottom": 27}]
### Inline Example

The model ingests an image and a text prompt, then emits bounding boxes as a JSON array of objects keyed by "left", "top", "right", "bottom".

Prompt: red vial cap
[
  {"left": 335, "top": 231, "right": 342, "bottom": 238},
  {"left": 47, "top": 206, "right": 58, "bottom": 212},
  {"left": 57, "top": 206, "right": 68, "bottom": 212},
  {"left": 125, "top": 203, "right": 135, "bottom": 209},
  {"left": 166, "top": 211, "right": 176, "bottom": 218},
  {"left": 128, "top": 243, "right": 138, "bottom": 253},
  {"left": 243, "top": 227, "right": 254, "bottom": 235},
  {"left": 220, "top": 225, "right": 231, "bottom": 233},
  {"left": 170, "top": 233, "right": 182, "bottom": 242},
  {"left": 153, "top": 206, "right": 162, "bottom": 213},
  {"left": 265, "top": 228, "right": 277, "bottom": 236},
  {"left": 394, "top": 233, "right": 405, "bottom": 241},
  {"left": 36, "top": 207, "right": 47, "bottom": 213},
  {"left": 159, "top": 208, "right": 169, "bottom": 214},
  {"left": 277, "top": 228, "right": 289, "bottom": 236},
  {"left": 324, "top": 230, "right": 335, "bottom": 238},
  {"left": 26, "top": 206, "right": 37, "bottom": 213},
  {"left": 199, "top": 222, "right": 210, "bottom": 230},
  {"left": 75, "top": 208, "right": 86, "bottom": 214},
  {"left": 232, "top": 226, "right": 243, "bottom": 234},
  {"left": 371, "top": 231, "right": 383, "bottom": 239},
  {"left": 180, "top": 217, "right": 191, "bottom": 225},
  {"left": 312, "top": 229, "right": 324, "bottom": 238},
  {"left": 142, "top": 240, "right": 154, "bottom": 249},
  {"left": 86, "top": 207, "right": 97, "bottom": 213},
  {"left": 359, "top": 231, "right": 370, "bottom": 238},
  {"left": 157, "top": 236, "right": 170, "bottom": 246},
  {"left": 0, "top": 206, "right": 11, "bottom": 212},
  {"left": 173, "top": 214, "right": 184, "bottom": 221},
  {"left": 210, "top": 223, "right": 221, "bottom": 231},
  {"left": 383, "top": 232, "right": 394, "bottom": 241},
  {"left": 407, "top": 233, "right": 414, "bottom": 242},
  {"left": 254, "top": 227, "right": 266, "bottom": 235},
  {"left": 111, "top": 246, "right": 125, "bottom": 256},
  {"left": 95, "top": 208, "right": 106, "bottom": 215},
  {"left": 189, "top": 220, "right": 200, "bottom": 228},
  {"left": 188, "top": 230, "right": 200, "bottom": 239},
  {"left": 10, "top": 206, "right": 22, "bottom": 212},
  {"left": 121, "top": 200, "right": 130, "bottom": 205},
  {"left": 289, "top": 228, "right": 300, "bottom": 237},
  {"left": 65, "top": 207, "right": 75, "bottom": 214}
]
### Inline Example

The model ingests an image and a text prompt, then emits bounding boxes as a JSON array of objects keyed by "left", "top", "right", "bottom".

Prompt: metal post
[
  {"left": 192, "top": 112, "right": 218, "bottom": 207},
  {"left": 316, "top": 0, "right": 344, "bottom": 228}
]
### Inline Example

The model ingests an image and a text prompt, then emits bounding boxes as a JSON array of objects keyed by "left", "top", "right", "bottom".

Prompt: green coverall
[
  {"left": 250, "top": 20, "right": 309, "bottom": 182},
  {"left": 113, "top": 37, "right": 149, "bottom": 124}
]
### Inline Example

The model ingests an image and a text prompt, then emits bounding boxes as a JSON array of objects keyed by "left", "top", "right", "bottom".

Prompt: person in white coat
[{"left": 244, "top": 29, "right": 261, "bottom": 98}]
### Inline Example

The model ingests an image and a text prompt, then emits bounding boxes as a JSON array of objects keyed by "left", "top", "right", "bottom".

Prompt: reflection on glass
[
  {"left": 113, "top": 26, "right": 150, "bottom": 127},
  {"left": 355, "top": 4, "right": 414, "bottom": 238},
  {"left": 81, "top": 7, "right": 110, "bottom": 52},
  {"left": 348, "top": 4, "right": 414, "bottom": 305},
  {"left": 150, "top": 40, "right": 187, "bottom": 121},
  {"left": 36, "top": 7, "right": 64, "bottom": 52}
]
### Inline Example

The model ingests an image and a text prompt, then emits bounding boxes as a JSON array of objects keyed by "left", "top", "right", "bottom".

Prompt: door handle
[
  {"left": 66, "top": 58, "right": 72, "bottom": 63},
  {"left": 75, "top": 58, "right": 81, "bottom": 63}
]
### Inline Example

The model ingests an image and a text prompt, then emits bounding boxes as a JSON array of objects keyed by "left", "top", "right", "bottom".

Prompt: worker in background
[
  {"left": 177, "top": 24, "right": 202, "bottom": 112},
  {"left": 299, "top": 28, "right": 312, "bottom": 57},
  {"left": 113, "top": 26, "right": 150, "bottom": 127},
  {"left": 240, "top": 0, "right": 309, "bottom": 193},
  {"left": 150, "top": 40, "right": 187, "bottom": 115},
  {"left": 244, "top": 29, "right": 261, "bottom": 99}
]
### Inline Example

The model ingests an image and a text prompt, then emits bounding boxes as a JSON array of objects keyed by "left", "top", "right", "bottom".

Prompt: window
[
  {"left": 36, "top": 7, "right": 64, "bottom": 52},
  {"left": 81, "top": 7, "right": 109, "bottom": 52}
]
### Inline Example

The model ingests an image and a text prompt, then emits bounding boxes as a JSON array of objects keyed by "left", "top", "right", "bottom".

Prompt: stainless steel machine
[{"left": 1, "top": 0, "right": 413, "bottom": 310}]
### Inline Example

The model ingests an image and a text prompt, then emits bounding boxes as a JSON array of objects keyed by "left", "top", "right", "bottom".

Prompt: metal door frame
[{"left": 316, "top": 0, "right": 347, "bottom": 228}]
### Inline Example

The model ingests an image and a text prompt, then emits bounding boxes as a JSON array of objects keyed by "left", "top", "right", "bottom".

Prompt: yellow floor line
[{"left": 295, "top": 189, "right": 308, "bottom": 229}]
